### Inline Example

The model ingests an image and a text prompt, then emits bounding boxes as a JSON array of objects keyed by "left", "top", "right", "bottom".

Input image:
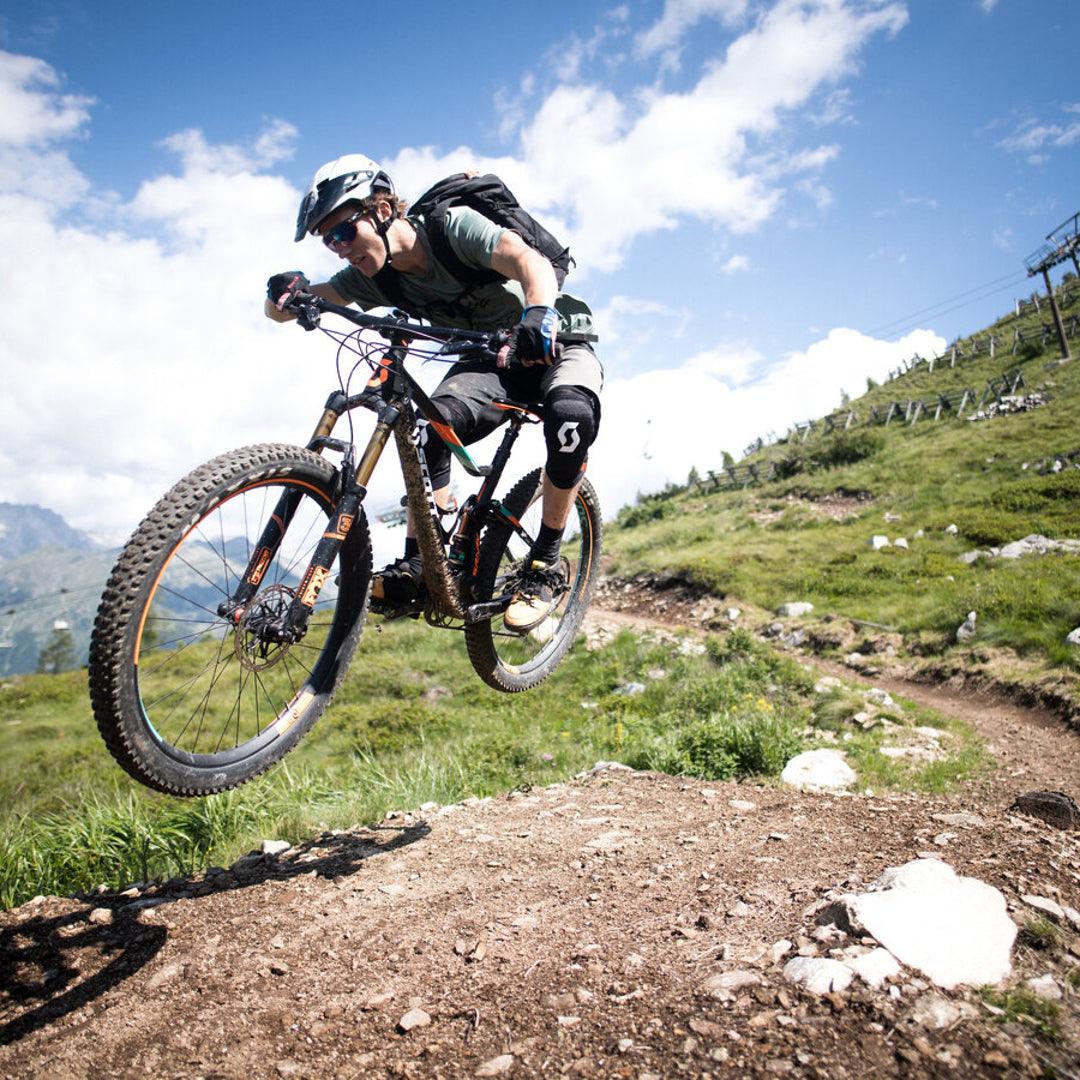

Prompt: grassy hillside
[{"left": 605, "top": 291, "right": 1080, "bottom": 696}]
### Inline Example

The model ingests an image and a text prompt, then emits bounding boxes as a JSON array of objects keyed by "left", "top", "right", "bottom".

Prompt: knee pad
[
  {"left": 543, "top": 386, "right": 600, "bottom": 489},
  {"left": 421, "top": 397, "right": 473, "bottom": 489}
]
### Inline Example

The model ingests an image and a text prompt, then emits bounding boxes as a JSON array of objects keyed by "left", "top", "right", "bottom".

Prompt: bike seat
[{"left": 492, "top": 398, "right": 544, "bottom": 421}]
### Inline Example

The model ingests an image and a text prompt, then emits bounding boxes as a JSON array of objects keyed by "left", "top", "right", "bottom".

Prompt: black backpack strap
[
  {"left": 371, "top": 264, "right": 411, "bottom": 312},
  {"left": 423, "top": 201, "right": 504, "bottom": 288}
]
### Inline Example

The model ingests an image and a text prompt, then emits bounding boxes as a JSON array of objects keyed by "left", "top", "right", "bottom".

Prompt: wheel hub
[{"left": 233, "top": 583, "right": 297, "bottom": 671}]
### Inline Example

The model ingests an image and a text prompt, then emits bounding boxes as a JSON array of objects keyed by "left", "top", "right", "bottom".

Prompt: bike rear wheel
[
  {"left": 464, "top": 468, "right": 601, "bottom": 692},
  {"left": 89, "top": 444, "right": 371, "bottom": 795}
]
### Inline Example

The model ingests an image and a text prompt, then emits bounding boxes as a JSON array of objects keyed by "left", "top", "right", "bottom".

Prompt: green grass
[
  {"left": 0, "top": 619, "right": 987, "bottom": 910},
  {"left": 981, "top": 987, "right": 1062, "bottom": 1043},
  {"left": 604, "top": 315, "right": 1080, "bottom": 688},
  {"left": 0, "top": 624, "right": 811, "bottom": 908}
]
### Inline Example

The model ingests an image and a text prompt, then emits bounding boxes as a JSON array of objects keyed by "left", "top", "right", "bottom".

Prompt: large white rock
[
  {"left": 869, "top": 535, "right": 890, "bottom": 550},
  {"left": 1066, "top": 627, "right": 1080, "bottom": 647},
  {"left": 781, "top": 749, "right": 856, "bottom": 792},
  {"left": 843, "top": 859, "right": 1015, "bottom": 989}
]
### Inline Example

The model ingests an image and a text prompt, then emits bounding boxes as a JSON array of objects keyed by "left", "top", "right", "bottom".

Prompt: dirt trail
[{"left": 1, "top": 584, "right": 1079, "bottom": 1079}]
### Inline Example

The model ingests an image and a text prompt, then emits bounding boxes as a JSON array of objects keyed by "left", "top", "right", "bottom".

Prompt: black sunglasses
[{"left": 323, "top": 211, "right": 365, "bottom": 248}]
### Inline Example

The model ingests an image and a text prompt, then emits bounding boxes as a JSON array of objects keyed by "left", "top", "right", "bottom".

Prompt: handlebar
[{"left": 283, "top": 291, "right": 597, "bottom": 369}]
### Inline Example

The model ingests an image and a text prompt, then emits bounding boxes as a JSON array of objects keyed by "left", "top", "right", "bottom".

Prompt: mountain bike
[{"left": 88, "top": 294, "right": 602, "bottom": 797}]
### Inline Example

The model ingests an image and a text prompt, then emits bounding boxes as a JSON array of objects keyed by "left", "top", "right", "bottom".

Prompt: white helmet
[{"left": 294, "top": 154, "right": 395, "bottom": 241}]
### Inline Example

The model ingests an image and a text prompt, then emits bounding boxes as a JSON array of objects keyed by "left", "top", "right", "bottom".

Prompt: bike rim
[{"left": 133, "top": 478, "right": 350, "bottom": 767}]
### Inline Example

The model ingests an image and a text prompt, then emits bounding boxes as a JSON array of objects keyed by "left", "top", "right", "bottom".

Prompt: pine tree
[{"left": 37, "top": 624, "right": 76, "bottom": 675}]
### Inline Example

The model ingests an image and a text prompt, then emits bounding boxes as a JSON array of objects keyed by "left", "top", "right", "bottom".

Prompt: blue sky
[{"left": 0, "top": 0, "right": 1077, "bottom": 559}]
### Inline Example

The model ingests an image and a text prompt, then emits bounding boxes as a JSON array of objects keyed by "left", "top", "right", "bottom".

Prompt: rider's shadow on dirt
[{"left": 0, "top": 821, "right": 429, "bottom": 1047}]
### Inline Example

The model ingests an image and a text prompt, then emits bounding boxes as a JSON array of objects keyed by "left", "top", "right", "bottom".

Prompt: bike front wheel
[
  {"left": 89, "top": 444, "right": 371, "bottom": 796},
  {"left": 464, "top": 468, "right": 602, "bottom": 692}
]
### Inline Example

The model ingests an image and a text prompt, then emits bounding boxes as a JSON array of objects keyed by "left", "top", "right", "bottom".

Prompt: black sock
[
  {"left": 404, "top": 537, "right": 420, "bottom": 560},
  {"left": 531, "top": 522, "right": 564, "bottom": 565}
]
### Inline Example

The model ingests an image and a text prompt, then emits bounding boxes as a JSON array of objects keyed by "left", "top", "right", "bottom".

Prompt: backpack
[{"left": 372, "top": 173, "right": 573, "bottom": 314}]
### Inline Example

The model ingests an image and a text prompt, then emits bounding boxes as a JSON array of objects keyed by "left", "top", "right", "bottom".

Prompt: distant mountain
[{"left": 0, "top": 503, "right": 98, "bottom": 563}]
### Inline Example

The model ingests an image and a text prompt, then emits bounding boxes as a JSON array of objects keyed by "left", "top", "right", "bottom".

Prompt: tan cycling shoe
[{"left": 504, "top": 558, "right": 566, "bottom": 633}]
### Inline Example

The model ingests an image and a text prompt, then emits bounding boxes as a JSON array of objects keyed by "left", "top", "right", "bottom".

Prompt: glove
[
  {"left": 267, "top": 271, "right": 310, "bottom": 310},
  {"left": 509, "top": 305, "right": 558, "bottom": 366}
]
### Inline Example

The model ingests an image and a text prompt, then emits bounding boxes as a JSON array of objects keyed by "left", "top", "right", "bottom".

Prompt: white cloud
[
  {"left": 636, "top": 0, "right": 751, "bottom": 67},
  {"left": 0, "top": 52, "right": 381, "bottom": 540},
  {"left": 0, "top": 50, "right": 93, "bottom": 146},
  {"left": 588, "top": 325, "right": 945, "bottom": 515},
  {"left": 998, "top": 105, "right": 1080, "bottom": 163},
  {"left": 720, "top": 253, "right": 750, "bottom": 273},
  {"left": 391, "top": 0, "right": 907, "bottom": 274}
]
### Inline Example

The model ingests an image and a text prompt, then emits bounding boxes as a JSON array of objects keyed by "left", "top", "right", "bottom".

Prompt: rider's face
[{"left": 317, "top": 203, "right": 387, "bottom": 277}]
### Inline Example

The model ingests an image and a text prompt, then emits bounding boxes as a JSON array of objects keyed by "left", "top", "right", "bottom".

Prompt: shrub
[
  {"left": 810, "top": 430, "right": 884, "bottom": 469},
  {"left": 618, "top": 499, "right": 677, "bottom": 529},
  {"left": 657, "top": 707, "right": 803, "bottom": 780}
]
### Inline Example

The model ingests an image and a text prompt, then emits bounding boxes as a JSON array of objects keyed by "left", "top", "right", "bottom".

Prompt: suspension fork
[
  {"left": 271, "top": 342, "right": 411, "bottom": 641},
  {"left": 217, "top": 398, "right": 348, "bottom": 622}
]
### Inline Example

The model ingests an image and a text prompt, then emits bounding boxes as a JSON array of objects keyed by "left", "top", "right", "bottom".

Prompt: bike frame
[{"left": 218, "top": 298, "right": 548, "bottom": 641}]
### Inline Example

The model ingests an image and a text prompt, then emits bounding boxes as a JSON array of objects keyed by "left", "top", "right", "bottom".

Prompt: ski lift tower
[{"left": 1024, "top": 211, "right": 1079, "bottom": 364}]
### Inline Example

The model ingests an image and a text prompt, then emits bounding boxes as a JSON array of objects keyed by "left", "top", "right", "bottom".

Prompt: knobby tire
[
  {"left": 464, "top": 468, "right": 602, "bottom": 692},
  {"left": 88, "top": 444, "right": 371, "bottom": 796}
]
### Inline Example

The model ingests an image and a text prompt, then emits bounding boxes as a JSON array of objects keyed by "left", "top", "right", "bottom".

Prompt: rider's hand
[
  {"left": 507, "top": 305, "right": 558, "bottom": 367},
  {"left": 266, "top": 271, "right": 310, "bottom": 311}
]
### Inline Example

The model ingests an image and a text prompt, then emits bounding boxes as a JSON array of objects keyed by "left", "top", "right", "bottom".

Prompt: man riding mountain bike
[{"left": 266, "top": 154, "right": 602, "bottom": 633}]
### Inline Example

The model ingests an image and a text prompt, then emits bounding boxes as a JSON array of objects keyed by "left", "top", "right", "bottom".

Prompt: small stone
[
  {"left": 475, "top": 1054, "right": 515, "bottom": 1076},
  {"left": 910, "top": 995, "right": 962, "bottom": 1029},
  {"left": 945, "top": 524, "right": 958, "bottom": 535},
  {"left": 616, "top": 1038, "right": 634, "bottom": 1053},
  {"left": 613, "top": 682, "right": 646, "bottom": 697},
  {"left": 1026, "top": 974, "right": 1061, "bottom": 1000},
  {"left": 846, "top": 947, "right": 901, "bottom": 989},
  {"left": 88, "top": 908, "right": 112, "bottom": 925},
  {"left": 727, "top": 901, "right": 752, "bottom": 918},
  {"left": 783, "top": 957, "right": 853, "bottom": 994},
  {"left": 275, "top": 1062, "right": 301, "bottom": 1078},
  {"left": 956, "top": 611, "right": 977, "bottom": 643},
  {"left": 777, "top": 602, "right": 814, "bottom": 617},
  {"left": 701, "top": 969, "right": 761, "bottom": 999},
  {"left": 397, "top": 1007, "right": 431, "bottom": 1032},
  {"left": 893, "top": 537, "right": 909, "bottom": 550},
  {"left": 982, "top": 1051, "right": 1009, "bottom": 1069},
  {"left": 780, "top": 749, "right": 856, "bottom": 792},
  {"left": 1021, "top": 894, "right": 1065, "bottom": 921},
  {"left": 869, "top": 535, "right": 890, "bottom": 550},
  {"left": 730, "top": 799, "right": 756, "bottom": 813},
  {"left": 261, "top": 839, "right": 291, "bottom": 856}
]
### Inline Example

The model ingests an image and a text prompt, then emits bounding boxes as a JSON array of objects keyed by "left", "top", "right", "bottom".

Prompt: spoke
[
  {"left": 146, "top": 614, "right": 224, "bottom": 626},
  {"left": 191, "top": 526, "right": 246, "bottom": 593},
  {"left": 156, "top": 582, "right": 226, "bottom": 620},
  {"left": 141, "top": 649, "right": 224, "bottom": 723},
  {"left": 286, "top": 647, "right": 315, "bottom": 679},
  {"left": 140, "top": 627, "right": 221, "bottom": 680},
  {"left": 276, "top": 509, "right": 324, "bottom": 586},
  {"left": 215, "top": 663, "right": 252, "bottom": 753},
  {"left": 175, "top": 634, "right": 234, "bottom": 752},
  {"left": 254, "top": 668, "right": 287, "bottom": 726},
  {"left": 217, "top": 506, "right": 230, "bottom": 597},
  {"left": 147, "top": 628, "right": 220, "bottom": 652}
]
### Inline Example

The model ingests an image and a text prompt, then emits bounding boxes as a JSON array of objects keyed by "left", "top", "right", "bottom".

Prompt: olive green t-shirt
[{"left": 329, "top": 206, "right": 594, "bottom": 337}]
